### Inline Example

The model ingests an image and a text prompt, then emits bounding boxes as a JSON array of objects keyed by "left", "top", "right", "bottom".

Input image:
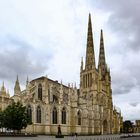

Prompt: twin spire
[
  {"left": 98, "top": 29, "right": 106, "bottom": 68},
  {"left": 14, "top": 75, "right": 29, "bottom": 95},
  {"left": 14, "top": 75, "right": 21, "bottom": 95},
  {"left": 85, "top": 13, "right": 95, "bottom": 69},
  {"left": 84, "top": 13, "right": 106, "bottom": 72},
  {"left": 0, "top": 82, "right": 10, "bottom": 97}
]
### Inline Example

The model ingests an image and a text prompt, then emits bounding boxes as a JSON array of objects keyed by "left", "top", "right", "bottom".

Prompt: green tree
[
  {"left": 3, "top": 102, "right": 31, "bottom": 132},
  {"left": 123, "top": 120, "right": 134, "bottom": 133},
  {"left": 0, "top": 111, "right": 4, "bottom": 131}
]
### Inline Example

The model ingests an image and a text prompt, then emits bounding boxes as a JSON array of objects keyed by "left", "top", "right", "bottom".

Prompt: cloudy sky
[{"left": 0, "top": 0, "right": 140, "bottom": 121}]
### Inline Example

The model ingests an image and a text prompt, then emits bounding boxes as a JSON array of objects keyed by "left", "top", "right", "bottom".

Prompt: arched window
[
  {"left": 53, "top": 94, "right": 58, "bottom": 103},
  {"left": 27, "top": 105, "right": 32, "bottom": 122},
  {"left": 52, "top": 107, "right": 57, "bottom": 124},
  {"left": 77, "top": 110, "right": 81, "bottom": 125},
  {"left": 62, "top": 107, "right": 66, "bottom": 124},
  {"left": 38, "top": 84, "right": 42, "bottom": 100},
  {"left": 36, "top": 106, "right": 41, "bottom": 123},
  {"left": 103, "top": 120, "right": 108, "bottom": 134}
]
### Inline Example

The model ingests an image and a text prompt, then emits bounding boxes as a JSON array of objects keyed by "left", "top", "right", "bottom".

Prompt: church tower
[
  {"left": 97, "top": 30, "right": 113, "bottom": 134},
  {"left": 80, "top": 13, "right": 97, "bottom": 92},
  {"left": 80, "top": 13, "right": 99, "bottom": 135},
  {"left": 79, "top": 14, "right": 114, "bottom": 135}
]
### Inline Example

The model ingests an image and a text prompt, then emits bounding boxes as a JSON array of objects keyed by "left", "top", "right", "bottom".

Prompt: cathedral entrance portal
[{"left": 103, "top": 120, "right": 108, "bottom": 134}]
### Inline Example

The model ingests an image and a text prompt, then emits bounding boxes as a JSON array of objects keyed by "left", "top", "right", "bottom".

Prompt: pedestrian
[{"left": 58, "top": 125, "right": 61, "bottom": 136}]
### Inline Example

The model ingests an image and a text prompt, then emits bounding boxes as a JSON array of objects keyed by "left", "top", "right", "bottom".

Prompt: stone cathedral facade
[{"left": 0, "top": 14, "right": 122, "bottom": 135}]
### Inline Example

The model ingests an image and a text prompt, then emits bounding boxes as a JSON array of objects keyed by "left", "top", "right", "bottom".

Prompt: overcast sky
[{"left": 0, "top": 0, "right": 140, "bottom": 121}]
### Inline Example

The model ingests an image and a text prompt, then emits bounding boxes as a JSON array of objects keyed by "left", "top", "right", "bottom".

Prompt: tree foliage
[
  {"left": 0, "top": 111, "right": 4, "bottom": 129},
  {"left": 0, "top": 102, "right": 31, "bottom": 132},
  {"left": 123, "top": 120, "right": 134, "bottom": 133}
]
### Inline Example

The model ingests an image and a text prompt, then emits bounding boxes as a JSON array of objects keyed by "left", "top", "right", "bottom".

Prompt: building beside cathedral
[
  {"left": 134, "top": 120, "right": 140, "bottom": 133},
  {"left": 0, "top": 14, "right": 122, "bottom": 135}
]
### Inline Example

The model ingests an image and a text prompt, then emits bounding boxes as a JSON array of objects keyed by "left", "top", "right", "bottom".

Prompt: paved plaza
[
  {"left": 121, "top": 137, "right": 140, "bottom": 140},
  {"left": 0, "top": 135, "right": 139, "bottom": 140}
]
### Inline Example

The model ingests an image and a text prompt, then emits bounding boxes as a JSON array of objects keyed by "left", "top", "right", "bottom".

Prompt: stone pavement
[
  {"left": 0, "top": 135, "right": 119, "bottom": 140},
  {"left": 120, "top": 137, "right": 140, "bottom": 140},
  {"left": 0, "top": 135, "right": 139, "bottom": 140}
]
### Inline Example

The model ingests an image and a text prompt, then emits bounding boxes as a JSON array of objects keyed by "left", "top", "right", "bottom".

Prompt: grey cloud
[
  {"left": 111, "top": 64, "right": 139, "bottom": 96},
  {"left": 100, "top": 0, "right": 140, "bottom": 51},
  {"left": 130, "top": 102, "right": 139, "bottom": 107},
  {"left": 92, "top": 0, "right": 140, "bottom": 97},
  {"left": 0, "top": 35, "right": 47, "bottom": 84},
  {"left": 112, "top": 78, "right": 135, "bottom": 95},
  {"left": 112, "top": 50, "right": 140, "bottom": 95}
]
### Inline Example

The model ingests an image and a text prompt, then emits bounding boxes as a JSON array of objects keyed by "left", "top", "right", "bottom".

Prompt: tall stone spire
[
  {"left": 1, "top": 81, "right": 5, "bottom": 91},
  {"left": 85, "top": 13, "right": 96, "bottom": 70},
  {"left": 1, "top": 81, "right": 7, "bottom": 96},
  {"left": 98, "top": 29, "right": 106, "bottom": 77},
  {"left": 80, "top": 57, "right": 83, "bottom": 71},
  {"left": 14, "top": 75, "right": 21, "bottom": 95},
  {"left": 26, "top": 76, "right": 29, "bottom": 87}
]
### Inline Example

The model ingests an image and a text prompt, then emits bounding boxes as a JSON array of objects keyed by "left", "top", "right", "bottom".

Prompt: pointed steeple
[
  {"left": 7, "top": 89, "right": 10, "bottom": 97},
  {"left": 98, "top": 30, "right": 106, "bottom": 67},
  {"left": 16, "top": 75, "right": 19, "bottom": 84},
  {"left": 26, "top": 76, "right": 29, "bottom": 87},
  {"left": 26, "top": 76, "right": 29, "bottom": 83},
  {"left": 1, "top": 81, "right": 5, "bottom": 91},
  {"left": 85, "top": 13, "right": 96, "bottom": 70},
  {"left": 80, "top": 57, "right": 83, "bottom": 71},
  {"left": 74, "top": 82, "right": 77, "bottom": 89},
  {"left": 14, "top": 75, "right": 21, "bottom": 95},
  {"left": 98, "top": 29, "right": 107, "bottom": 77},
  {"left": 1, "top": 81, "right": 7, "bottom": 96}
]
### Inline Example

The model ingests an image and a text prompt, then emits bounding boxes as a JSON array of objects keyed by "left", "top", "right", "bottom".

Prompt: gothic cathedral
[{"left": 0, "top": 14, "right": 122, "bottom": 135}]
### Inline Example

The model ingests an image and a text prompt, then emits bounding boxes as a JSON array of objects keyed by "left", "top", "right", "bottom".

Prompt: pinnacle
[
  {"left": 17, "top": 75, "right": 19, "bottom": 81},
  {"left": 1, "top": 81, "right": 5, "bottom": 91},
  {"left": 14, "top": 75, "right": 21, "bottom": 93}
]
